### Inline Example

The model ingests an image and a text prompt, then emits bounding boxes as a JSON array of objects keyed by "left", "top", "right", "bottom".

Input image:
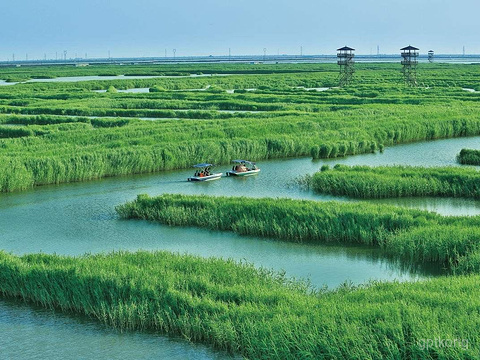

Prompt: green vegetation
[
  {"left": 0, "top": 62, "right": 338, "bottom": 82},
  {"left": 0, "top": 125, "right": 35, "bottom": 138},
  {"left": 1, "top": 63, "right": 480, "bottom": 191},
  {"left": 457, "top": 148, "right": 480, "bottom": 165},
  {"left": 116, "top": 193, "right": 480, "bottom": 272},
  {"left": 2, "top": 63, "right": 480, "bottom": 358},
  {"left": 106, "top": 85, "right": 117, "bottom": 93},
  {"left": 305, "top": 164, "right": 480, "bottom": 199},
  {"left": 1, "top": 250, "right": 479, "bottom": 359}
]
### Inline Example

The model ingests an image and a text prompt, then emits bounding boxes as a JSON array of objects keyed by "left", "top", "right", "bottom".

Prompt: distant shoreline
[{"left": 1, "top": 53, "right": 480, "bottom": 67}]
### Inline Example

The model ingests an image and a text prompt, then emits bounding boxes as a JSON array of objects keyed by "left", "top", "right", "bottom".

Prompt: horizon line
[{"left": 1, "top": 53, "right": 480, "bottom": 66}]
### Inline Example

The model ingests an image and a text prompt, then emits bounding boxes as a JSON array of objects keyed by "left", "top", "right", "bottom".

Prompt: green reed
[
  {"left": 0, "top": 250, "right": 479, "bottom": 359},
  {"left": 116, "top": 193, "right": 480, "bottom": 270},
  {"left": 1, "top": 63, "right": 480, "bottom": 192},
  {"left": 457, "top": 148, "right": 480, "bottom": 165},
  {"left": 308, "top": 164, "right": 480, "bottom": 199}
]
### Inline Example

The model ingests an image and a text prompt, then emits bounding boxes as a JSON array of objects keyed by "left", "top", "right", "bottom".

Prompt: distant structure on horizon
[
  {"left": 401, "top": 45, "right": 419, "bottom": 86},
  {"left": 428, "top": 50, "right": 434, "bottom": 63},
  {"left": 337, "top": 46, "right": 355, "bottom": 86}
]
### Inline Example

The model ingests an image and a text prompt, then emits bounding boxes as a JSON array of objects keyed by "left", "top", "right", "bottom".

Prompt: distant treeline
[{"left": 1, "top": 62, "right": 480, "bottom": 89}]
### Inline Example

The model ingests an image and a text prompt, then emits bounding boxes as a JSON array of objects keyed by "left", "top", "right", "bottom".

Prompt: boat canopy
[
  {"left": 232, "top": 159, "right": 255, "bottom": 164},
  {"left": 193, "top": 163, "right": 213, "bottom": 168}
]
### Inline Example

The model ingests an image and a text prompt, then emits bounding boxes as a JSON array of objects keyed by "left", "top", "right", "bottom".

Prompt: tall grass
[
  {"left": 0, "top": 250, "right": 479, "bottom": 359},
  {"left": 457, "top": 148, "right": 480, "bottom": 165},
  {"left": 1, "top": 108, "right": 480, "bottom": 192},
  {"left": 116, "top": 193, "right": 480, "bottom": 270},
  {"left": 0, "top": 125, "right": 34, "bottom": 138},
  {"left": 116, "top": 194, "right": 435, "bottom": 245},
  {"left": 385, "top": 225, "right": 480, "bottom": 266},
  {"left": 2, "top": 63, "right": 480, "bottom": 191},
  {"left": 308, "top": 164, "right": 480, "bottom": 199}
]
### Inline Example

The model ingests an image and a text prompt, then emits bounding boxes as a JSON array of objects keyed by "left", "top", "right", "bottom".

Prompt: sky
[{"left": 1, "top": 0, "right": 479, "bottom": 60}]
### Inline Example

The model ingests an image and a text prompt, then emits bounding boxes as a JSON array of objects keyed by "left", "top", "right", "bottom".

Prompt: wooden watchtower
[
  {"left": 428, "top": 50, "right": 434, "bottom": 63},
  {"left": 337, "top": 46, "right": 355, "bottom": 86},
  {"left": 401, "top": 45, "right": 419, "bottom": 86}
]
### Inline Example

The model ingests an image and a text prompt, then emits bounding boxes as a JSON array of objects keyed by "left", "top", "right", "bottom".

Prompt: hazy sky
[{"left": 1, "top": 0, "right": 478, "bottom": 60}]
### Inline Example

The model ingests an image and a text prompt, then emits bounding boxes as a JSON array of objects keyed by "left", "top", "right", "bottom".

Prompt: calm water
[
  {"left": 1, "top": 136, "right": 480, "bottom": 358},
  {"left": 2, "top": 136, "right": 480, "bottom": 280},
  {"left": 0, "top": 80, "right": 16, "bottom": 86},
  {"left": 93, "top": 88, "right": 151, "bottom": 93},
  {"left": 0, "top": 299, "right": 231, "bottom": 360},
  {"left": 0, "top": 73, "right": 232, "bottom": 85}
]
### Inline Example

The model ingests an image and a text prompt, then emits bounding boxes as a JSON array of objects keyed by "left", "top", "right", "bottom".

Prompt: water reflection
[{"left": 0, "top": 298, "right": 232, "bottom": 360}]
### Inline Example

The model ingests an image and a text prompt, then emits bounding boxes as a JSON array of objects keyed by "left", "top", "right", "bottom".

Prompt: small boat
[
  {"left": 226, "top": 160, "right": 260, "bottom": 177},
  {"left": 187, "top": 163, "right": 223, "bottom": 182}
]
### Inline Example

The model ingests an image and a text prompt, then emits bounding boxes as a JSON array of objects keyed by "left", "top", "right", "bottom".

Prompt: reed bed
[
  {"left": 1, "top": 63, "right": 480, "bottom": 192},
  {"left": 2, "top": 62, "right": 480, "bottom": 359},
  {"left": 457, "top": 148, "right": 480, "bottom": 165},
  {"left": 0, "top": 250, "right": 479, "bottom": 359},
  {"left": 1, "top": 107, "right": 480, "bottom": 192},
  {"left": 308, "top": 164, "right": 480, "bottom": 199},
  {"left": 116, "top": 193, "right": 480, "bottom": 270}
]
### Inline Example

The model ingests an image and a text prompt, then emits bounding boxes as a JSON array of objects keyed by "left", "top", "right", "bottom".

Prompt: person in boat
[{"left": 235, "top": 163, "right": 247, "bottom": 172}]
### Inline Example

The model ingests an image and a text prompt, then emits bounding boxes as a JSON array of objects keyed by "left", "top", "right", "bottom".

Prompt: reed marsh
[
  {"left": 116, "top": 193, "right": 480, "bottom": 272},
  {"left": 457, "top": 148, "right": 480, "bottom": 165},
  {"left": 1, "top": 63, "right": 480, "bottom": 192},
  {"left": 3, "top": 62, "right": 480, "bottom": 359},
  {"left": 1, "top": 250, "right": 479, "bottom": 359},
  {"left": 306, "top": 164, "right": 480, "bottom": 199}
]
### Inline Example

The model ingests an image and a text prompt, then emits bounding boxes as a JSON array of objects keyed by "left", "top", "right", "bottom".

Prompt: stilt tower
[
  {"left": 337, "top": 46, "right": 355, "bottom": 86},
  {"left": 428, "top": 50, "right": 434, "bottom": 63},
  {"left": 401, "top": 45, "right": 419, "bottom": 86}
]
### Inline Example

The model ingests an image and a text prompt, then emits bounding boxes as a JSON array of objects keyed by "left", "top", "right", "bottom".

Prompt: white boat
[
  {"left": 187, "top": 163, "right": 223, "bottom": 182},
  {"left": 226, "top": 160, "right": 260, "bottom": 177}
]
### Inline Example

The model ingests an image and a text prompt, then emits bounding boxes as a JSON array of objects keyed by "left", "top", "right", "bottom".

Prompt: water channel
[
  {"left": 1, "top": 136, "right": 480, "bottom": 358},
  {"left": 0, "top": 73, "right": 233, "bottom": 86}
]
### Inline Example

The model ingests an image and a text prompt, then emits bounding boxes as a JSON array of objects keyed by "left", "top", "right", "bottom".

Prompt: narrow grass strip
[
  {"left": 116, "top": 194, "right": 480, "bottom": 270},
  {"left": 0, "top": 250, "right": 479, "bottom": 359},
  {"left": 309, "top": 164, "right": 480, "bottom": 199}
]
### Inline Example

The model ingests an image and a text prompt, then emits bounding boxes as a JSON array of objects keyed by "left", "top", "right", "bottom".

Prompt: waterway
[
  {"left": 2, "top": 136, "right": 480, "bottom": 281},
  {"left": 1, "top": 136, "right": 480, "bottom": 358},
  {"left": 0, "top": 299, "right": 231, "bottom": 360},
  {"left": 0, "top": 73, "right": 232, "bottom": 86}
]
